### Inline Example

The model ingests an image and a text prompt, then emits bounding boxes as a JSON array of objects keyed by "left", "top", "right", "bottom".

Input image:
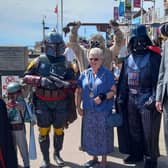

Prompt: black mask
[
  {"left": 132, "top": 37, "right": 148, "bottom": 53},
  {"left": 89, "top": 40, "right": 100, "bottom": 48}
]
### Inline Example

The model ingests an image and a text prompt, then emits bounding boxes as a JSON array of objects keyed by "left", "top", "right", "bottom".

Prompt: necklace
[{"left": 86, "top": 69, "right": 105, "bottom": 98}]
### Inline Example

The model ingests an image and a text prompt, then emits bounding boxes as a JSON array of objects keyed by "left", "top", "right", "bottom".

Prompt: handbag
[
  {"left": 144, "top": 95, "right": 156, "bottom": 110},
  {"left": 106, "top": 112, "right": 123, "bottom": 127}
]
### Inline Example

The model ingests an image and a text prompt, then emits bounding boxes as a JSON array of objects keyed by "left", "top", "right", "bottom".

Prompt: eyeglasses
[{"left": 89, "top": 58, "right": 99, "bottom": 61}]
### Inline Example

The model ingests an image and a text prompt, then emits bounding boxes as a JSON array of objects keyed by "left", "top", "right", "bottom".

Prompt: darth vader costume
[{"left": 117, "top": 25, "right": 161, "bottom": 168}]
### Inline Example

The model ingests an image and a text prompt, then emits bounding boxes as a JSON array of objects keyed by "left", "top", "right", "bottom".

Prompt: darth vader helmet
[{"left": 128, "top": 24, "right": 152, "bottom": 54}]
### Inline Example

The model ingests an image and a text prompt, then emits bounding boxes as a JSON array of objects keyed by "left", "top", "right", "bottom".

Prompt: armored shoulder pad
[{"left": 27, "top": 58, "right": 38, "bottom": 70}]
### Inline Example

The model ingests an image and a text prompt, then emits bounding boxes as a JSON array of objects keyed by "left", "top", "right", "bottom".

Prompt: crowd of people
[{"left": 1, "top": 19, "right": 168, "bottom": 168}]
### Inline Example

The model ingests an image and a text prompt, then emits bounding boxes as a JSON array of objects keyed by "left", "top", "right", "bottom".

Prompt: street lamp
[
  {"left": 42, "top": 16, "right": 49, "bottom": 52},
  {"left": 141, "top": 0, "right": 144, "bottom": 23},
  {"left": 42, "top": 16, "right": 49, "bottom": 41}
]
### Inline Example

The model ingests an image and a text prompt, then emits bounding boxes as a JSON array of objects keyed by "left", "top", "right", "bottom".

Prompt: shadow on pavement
[
  {"left": 158, "top": 155, "right": 168, "bottom": 167},
  {"left": 49, "top": 161, "right": 143, "bottom": 168},
  {"left": 107, "top": 161, "right": 144, "bottom": 168},
  {"left": 50, "top": 162, "right": 84, "bottom": 168},
  {"left": 108, "top": 147, "right": 127, "bottom": 159}
]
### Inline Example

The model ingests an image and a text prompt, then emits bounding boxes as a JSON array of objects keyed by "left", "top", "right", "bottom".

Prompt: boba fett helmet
[
  {"left": 45, "top": 29, "right": 65, "bottom": 57},
  {"left": 7, "top": 82, "right": 21, "bottom": 94}
]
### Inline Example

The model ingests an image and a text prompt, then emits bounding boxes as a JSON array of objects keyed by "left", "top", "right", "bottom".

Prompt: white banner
[{"left": 1, "top": 76, "right": 19, "bottom": 97}]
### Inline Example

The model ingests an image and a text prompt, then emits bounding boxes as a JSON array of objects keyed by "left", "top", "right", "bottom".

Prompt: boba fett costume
[
  {"left": 6, "top": 82, "right": 30, "bottom": 168},
  {"left": 23, "top": 30, "right": 77, "bottom": 168}
]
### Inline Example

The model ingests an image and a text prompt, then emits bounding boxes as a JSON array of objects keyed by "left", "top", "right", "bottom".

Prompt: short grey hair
[{"left": 88, "top": 47, "right": 104, "bottom": 60}]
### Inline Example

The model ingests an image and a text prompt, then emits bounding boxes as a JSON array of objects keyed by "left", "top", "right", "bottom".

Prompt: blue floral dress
[{"left": 78, "top": 66, "right": 115, "bottom": 155}]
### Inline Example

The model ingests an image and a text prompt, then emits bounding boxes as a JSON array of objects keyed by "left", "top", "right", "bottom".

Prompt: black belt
[
  {"left": 10, "top": 123, "right": 24, "bottom": 131},
  {"left": 36, "top": 88, "right": 66, "bottom": 98},
  {"left": 129, "top": 88, "right": 152, "bottom": 95}
]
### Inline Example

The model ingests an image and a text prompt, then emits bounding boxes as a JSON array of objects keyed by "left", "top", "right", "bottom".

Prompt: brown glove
[
  {"left": 109, "top": 19, "right": 119, "bottom": 32},
  {"left": 23, "top": 75, "right": 41, "bottom": 86},
  {"left": 71, "top": 21, "right": 81, "bottom": 33}
]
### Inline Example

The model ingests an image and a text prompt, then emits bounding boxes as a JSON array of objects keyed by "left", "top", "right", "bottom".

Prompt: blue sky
[{"left": 0, "top": 0, "right": 163, "bottom": 48}]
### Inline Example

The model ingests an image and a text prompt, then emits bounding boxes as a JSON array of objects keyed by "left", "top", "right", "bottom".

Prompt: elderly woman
[{"left": 76, "top": 47, "right": 116, "bottom": 168}]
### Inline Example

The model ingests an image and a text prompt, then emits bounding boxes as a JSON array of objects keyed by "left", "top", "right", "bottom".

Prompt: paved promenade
[{"left": 18, "top": 116, "right": 168, "bottom": 168}]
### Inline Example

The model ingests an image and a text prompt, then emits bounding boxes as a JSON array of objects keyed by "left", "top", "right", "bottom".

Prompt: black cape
[
  {"left": 0, "top": 99, "right": 18, "bottom": 168},
  {"left": 116, "top": 50, "right": 161, "bottom": 154}
]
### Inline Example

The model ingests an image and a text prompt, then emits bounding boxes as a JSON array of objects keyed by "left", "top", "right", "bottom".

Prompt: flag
[
  {"left": 125, "top": 0, "right": 131, "bottom": 14},
  {"left": 54, "top": 4, "right": 58, "bottom": 14},
  {"left": 114, "top": 7, "right": 119, "bottom": 20},
  {"left": 119, "top": 1, "right": 125, "bottom": 16},
  {"left": 133, "top": 0, "right": 141, "bottom": 8}
]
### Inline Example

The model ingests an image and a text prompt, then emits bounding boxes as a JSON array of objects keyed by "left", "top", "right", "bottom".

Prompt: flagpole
[
  {"left": 57, "top": 11, "right": 59, "bottom": 32},
  {"left": 42, "top": 16, "right": 46, "bottom": 52},
  {"left": 61, "top": 0, "right": 63, "bottom": 35},
  {"left": 141, "top": 0, "right": 143, "bottom": 23},
  {"left": 131, "top": 0, "right": 133, "bottom": 26},
  {"left": 152, "top": 0, "right": 155, "bottom": 23}
]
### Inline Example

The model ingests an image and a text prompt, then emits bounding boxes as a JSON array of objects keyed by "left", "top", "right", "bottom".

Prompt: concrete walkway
[{"left": 18, "top": 116, "right": 168, "bottom": 168}]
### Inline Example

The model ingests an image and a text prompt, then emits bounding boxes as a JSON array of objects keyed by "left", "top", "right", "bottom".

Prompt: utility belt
[
  {"left": 35, "top": 88, "right": 67, "bottom": 101},
  {"left": 10, "top": 123, "right": 24, "bottom": 131},
  {"left": 129, "top": 88, "right": 152, "bottom": 95}
]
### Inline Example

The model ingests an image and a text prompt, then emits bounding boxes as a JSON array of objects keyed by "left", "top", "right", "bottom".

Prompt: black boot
[
  {"left": 39, "top": 135, "right": 50, "bottom": 168},
  {"left": 144, "top": 157, "right": 157, "bottom": 168},
  {"left": 53, "top": 134, "right": 65, "bottom": 166},
  {"left": 53, "top": 152, "right": 65, "bottom": 167},
  {"left": 40, "top": 160, "right": 50, "bottom": 168},
  {"left": 124, "top": 155, "right": 144, "bottom": 164},
  {"left": 144, "top": 158, "right": 151, "bottom": 168},
  {"left": 151, "top": 159, "right": 157, "bottom": 168}
]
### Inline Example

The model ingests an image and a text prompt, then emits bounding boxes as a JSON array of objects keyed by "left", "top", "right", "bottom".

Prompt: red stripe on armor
[{"left": 36, "top": 95, "right": 66, "bottom": 101}]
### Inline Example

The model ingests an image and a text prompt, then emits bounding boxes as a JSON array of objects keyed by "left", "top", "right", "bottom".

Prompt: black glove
[
  {"left": 109, "top": 19, "right": 119, "bottom": 33},
  {"left": 99, "top": 93, "right": 107, "bottom": 102},
  {"left": 40, "top": 77, "right": 56, "bottom": 89},
  {"left": 49, "top": 75, "right": 70, "bottom": 88}
]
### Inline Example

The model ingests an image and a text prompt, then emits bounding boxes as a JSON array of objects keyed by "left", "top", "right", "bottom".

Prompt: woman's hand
[
  {"left": 94, "top": 96, "right": 102, "bottom": 104},
  {"left": 155, "top": 101, "right": 163, "bottom": 113},
  {"left": 77, "top": 107, "right": 84, "bottom": 116}
]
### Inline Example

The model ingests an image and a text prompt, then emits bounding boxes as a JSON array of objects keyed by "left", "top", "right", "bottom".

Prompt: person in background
[
  {"left": 64, "top": 45, "right": 80, "bottom": 78},
  {"left": 111, "top": 60, "right": 121, "bottom": 84},
  {"left": 23, "top": 30, "right": 77, "bottom": 168},
  {"left": 64, "top": 46, "right": 76, "bottom": 62},
  {"left": 79, "top": 37, "right": 89, "bottom": 49},
  {"left": 6, "top": 81, "right": 31, "bottom": 168},
  {"left": 76, "top": 47, "right": 116, "bottom": 168},
  {"left": 155, "top": 22, "right": 168, "bottom": 156},
  {"left": 118, "top": 38, "right": 128, "bottom": 62},
  {"left": 117, "top": 24, "right": 161, "bottom": 168},
  {"left": 106, "top": 34, "right": 114, "bottom": 48},
  {"left": 0, "top": 98, "right": 18, "bottom": 168}
]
